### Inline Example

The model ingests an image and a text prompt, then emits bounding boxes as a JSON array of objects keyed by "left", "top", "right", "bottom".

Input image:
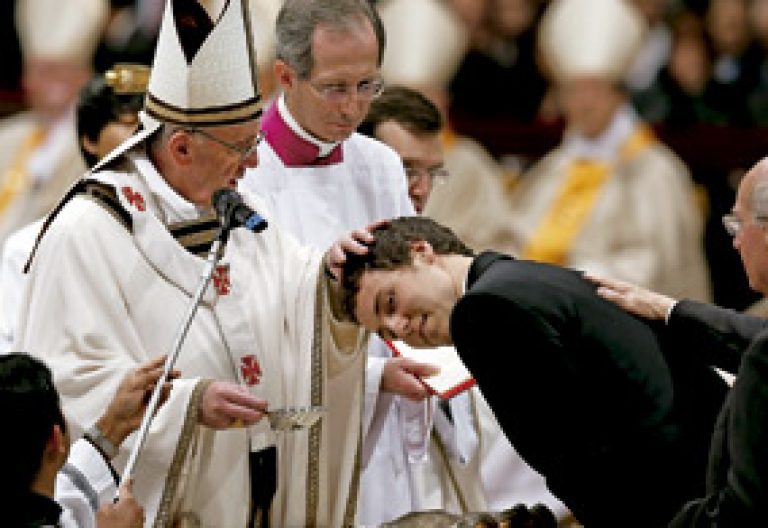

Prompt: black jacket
[
  {"left": 450, "top": 252, "right": 728, "bottom": 527},
  {"left": 666, "top": 300, "right": 768, "bottom": 527}
]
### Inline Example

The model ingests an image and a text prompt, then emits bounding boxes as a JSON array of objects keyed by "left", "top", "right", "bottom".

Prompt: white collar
[
  {"left": 277, "top": 93, "right": 340, "bottom": 157},
  {"left": 128, "top": 151, "right": 210, "bottom": 224},
  {"left": 562, "top": 104, "right": 639, "bottom": 163}
]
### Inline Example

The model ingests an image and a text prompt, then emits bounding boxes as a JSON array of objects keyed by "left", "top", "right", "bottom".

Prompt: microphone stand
[{"left": 116, "top": 223, "right": 232, "bottom": 497}]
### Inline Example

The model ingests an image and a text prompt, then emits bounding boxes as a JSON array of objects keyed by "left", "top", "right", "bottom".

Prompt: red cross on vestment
[
  {"left": 240, "top": 355, "right": 262, "bottom": 386},
  {"left": 212, "top": 264, "right": 231, "bottom": 295},
  {"left": 121, "top": 186, "right": 146, "bottom": 212}
]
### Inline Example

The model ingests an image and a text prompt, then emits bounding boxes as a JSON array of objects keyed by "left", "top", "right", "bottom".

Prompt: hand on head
[
  {"left": 198, "top": 381, "right": 269, "bottom": 429},
  {"left": 583, "top": 273, "right": 676, "bottom": 321},
  {"left": 381, "top": 357, "right": 440, "bottom": 401},
  {"left": 325, "top": 220, "right": 389, "bottom": 281}
]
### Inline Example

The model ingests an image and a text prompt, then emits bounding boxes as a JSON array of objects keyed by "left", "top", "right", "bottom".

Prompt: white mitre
[
  {"left": 201, "top": 0, "right": 279, "bottom": 69},
  {"left": 539, "top": 0, "right": 646, "bottom": 82},
  {"left": 15, "top": 0, "right": 108, "bottom": 65},
  {"left": 378, "top": 0, "right": 469, "bottom": 90},
  {"left": 96, "top": 0, "right": 262, "bottom": 170}
]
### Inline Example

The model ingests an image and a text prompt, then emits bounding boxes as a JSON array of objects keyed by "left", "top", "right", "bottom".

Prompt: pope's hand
[
  {"left": 199, "top": 381, "right": 268, "bottom": 429},
  {"left": 96, "top": 478, "right": 144, "bottom": 528},
  {"left": 584, "top": 273, "right": 676, "bottom": 321},
  {"left": 381, "top": 357, "right": 440, "bottom": 401},
  {"left": 324, "top": 220, "right": 389, "bottom": 281}
]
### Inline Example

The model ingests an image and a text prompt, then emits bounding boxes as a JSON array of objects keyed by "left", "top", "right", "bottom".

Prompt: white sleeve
[{"left": 55, "top": 438, "right": 119, "bottom": 528}]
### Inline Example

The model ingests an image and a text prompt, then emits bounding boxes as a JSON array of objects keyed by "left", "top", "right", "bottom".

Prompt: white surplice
[
  {"left": 56, "top": 438, "right": 118, "bottom": 528},
  {"left": 242, "top": 96, "right": 499, "bottom": 524},
  {"left": 17, "top": 149, "right": 366, "bottom": 527}
]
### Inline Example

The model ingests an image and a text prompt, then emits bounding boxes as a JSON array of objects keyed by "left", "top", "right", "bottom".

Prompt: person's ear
[
  {"left": 274, "top": 60, "right": 295, "bottom": 91},
  {"left": 44, "top": 423, "right": 68, "bottom": 465},
  {"left": 167, "top": 130, "right": 193, "bottom": 166},
  {"left": 81, "top": 135, "right": 99, "bottom": 157}
]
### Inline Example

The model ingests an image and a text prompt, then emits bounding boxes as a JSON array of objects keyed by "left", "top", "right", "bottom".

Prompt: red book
[{"left": 386, "top": 340, "right": 476, "bottom": 399}]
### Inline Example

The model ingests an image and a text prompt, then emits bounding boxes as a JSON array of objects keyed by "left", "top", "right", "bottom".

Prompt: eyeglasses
[
  {"left": 722, "top": 213, "right": 768, "bottom": 237},
  {"left": 182, "top": 128, "right": 263, "bottom": 162},
  {"left": 308, "top": 78, "right": 384, "bottom": 103},
  {"left": 405, "top": 166, "right": 449, "bottom": 188}
]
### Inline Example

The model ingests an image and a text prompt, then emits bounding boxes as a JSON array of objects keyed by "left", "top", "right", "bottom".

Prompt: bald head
[{"left": 746, "top": 158, "right": 768, "bottom": 218}]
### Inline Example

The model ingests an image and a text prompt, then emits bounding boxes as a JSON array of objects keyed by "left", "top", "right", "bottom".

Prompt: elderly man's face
[
  {"left": 354, "top": 242, "right": 457, "bottom": 348},
  {"left": 731, "top": 166, "right": 768, "bottom": 294},
  {"left": 279, "top": 19, "right": 380, "bottom": 142},
  {"left": 374, "top": 121, "right": 444, "bottom": 213},
  {"left": 171, "top": 120, "right": 261, "bottom": 207}
]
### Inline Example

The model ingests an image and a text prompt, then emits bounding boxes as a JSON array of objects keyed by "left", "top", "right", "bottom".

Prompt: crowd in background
[
  {"left": 1, "top": 0, "right": 767, "bottom": 525},
  {"left": 1, "top": 0, "right": 767, "bottom": 311}
]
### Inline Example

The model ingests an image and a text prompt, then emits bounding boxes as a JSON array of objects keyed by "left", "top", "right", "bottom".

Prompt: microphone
[{"left": 212, "top": 188, "right": 268, "bottom": 233}]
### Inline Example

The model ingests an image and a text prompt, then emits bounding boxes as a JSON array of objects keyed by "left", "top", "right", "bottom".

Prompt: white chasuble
[{"left": 16, "top": 152, "right": 366, "bottom": 527}]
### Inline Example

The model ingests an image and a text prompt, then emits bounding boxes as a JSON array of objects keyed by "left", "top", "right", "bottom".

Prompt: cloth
[
  {"left": 56, "top": 438, "right": 119, "bottom": 528},
  {"left": 665, "top": 300, "right": 768, "bottom": 526},
  {"left": 0, "top": 111, "right": 86, "bottom": 243},
  {"left": 245, "top": 96, "right": 491, "bottom": 524},
  {"left": 0, "top": 219, "right": 42, "bottom": 352},
  {"left": 17, "top": 149, "right": 366, "bottom": 527},
  {"left": 423, "top": 132, "right": 517, "bottom": 255},
  {"left": 8, "top": 490, "right": 63, "bottom": 527},
  {"left": 508, "top": 105, "right": 710, "bottom": 301},
  {"left": 450, "top": 252, "right": 728, "bottom": 527}
]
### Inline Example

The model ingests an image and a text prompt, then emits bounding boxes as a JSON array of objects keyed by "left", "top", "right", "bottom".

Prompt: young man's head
[
  {"left": 359, "top": 86, "right": 447, "bottom": 213},
  {"left": 342, "top": 216, "right": 474, "bottom": 347},
  {"left": 77, "top": 67, "right": 146, "bottom": 167},
  {"left": 0, "top": 354, "right": 68, "bottom": 500},
  {"left": 274, "top": 0, "right": 386, "bottom": 142}
]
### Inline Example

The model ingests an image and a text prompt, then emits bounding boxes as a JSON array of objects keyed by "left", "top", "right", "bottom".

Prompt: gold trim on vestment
[
  {"left": 341, "top": 359, "right": 364, "bottom": 527},
  {"left": 305, "top": 270, "right": 325, "bottom": 527},
  {"left": 154, "top": 379, "right": 211, "bottom": 528},
  {"left": 145, "top": 93, "right": 262, "bottom": 126},
  {"left": 168, "top": 213, "right": 219, "bottom": 257}
]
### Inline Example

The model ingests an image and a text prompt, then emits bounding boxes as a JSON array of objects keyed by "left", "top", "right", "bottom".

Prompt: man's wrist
[{"left": 85, "top": 422, "right": 120, "bottom": 460}]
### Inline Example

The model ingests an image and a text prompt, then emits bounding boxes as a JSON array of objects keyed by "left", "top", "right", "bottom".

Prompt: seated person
[
  {"left": 1, "top": 353, "right": 176, "bottom": 527},
  {"left": 336, "top": 216, "right": 728, "bottom": 527}
]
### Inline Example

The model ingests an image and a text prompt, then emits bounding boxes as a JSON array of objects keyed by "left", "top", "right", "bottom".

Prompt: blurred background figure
[
  {"left": 0, "top": 0, "right": 108, "bottom": 243},
  {"left": 448, "top": 0, "right": 548, "bottom": 123},
  {"left": 0, "top": 64, "right": 148, "bottom": 353},
  {"left": 507, "top": 0, "right": 710, "bottom": 301},
  {"left": 378, "top": 0, "right": 519, "bottom": 256}
]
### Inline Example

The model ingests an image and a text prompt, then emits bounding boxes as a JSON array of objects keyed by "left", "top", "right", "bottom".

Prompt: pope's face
[
  {"left": 279, "top": 19, "right": 380, "bottom": 142},
  {"left": 179, "top": 120, "right": 261, "bottom": 207},
  {"left": 354, "top": 245, "right": 458, "bottom": 348}
]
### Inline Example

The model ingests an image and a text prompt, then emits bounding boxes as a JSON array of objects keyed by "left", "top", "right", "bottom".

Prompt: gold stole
[
  {"left": 0, "top": 126, "right": 46, "bottom": 218},
  {"left": 522, "top": 126, "right": 655, "bottom": 265}
]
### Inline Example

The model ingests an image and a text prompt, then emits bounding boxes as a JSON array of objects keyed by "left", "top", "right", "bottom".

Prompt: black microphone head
[{"left": 212, "top": 188, "right": 242, "bottom": 217}]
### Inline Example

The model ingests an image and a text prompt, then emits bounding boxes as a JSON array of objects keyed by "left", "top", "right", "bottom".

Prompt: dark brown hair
[
  {"left": 341, "top": 216, "right": 473, "bottom": 321},
  {"left": 359, "top": 85, "right": 443, "bottom": 138}
]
